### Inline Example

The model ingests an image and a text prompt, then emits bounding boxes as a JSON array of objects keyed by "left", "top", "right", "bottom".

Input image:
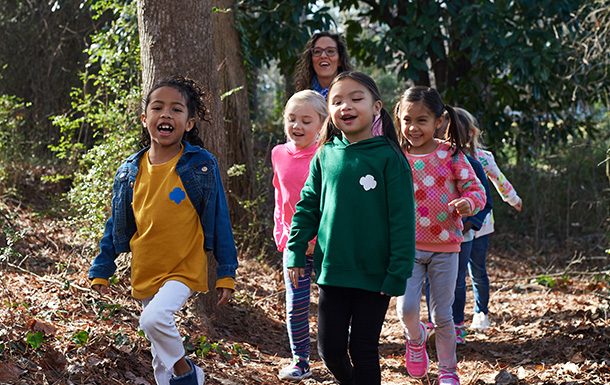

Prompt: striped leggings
[{"left": 282, "top": 250, "right": 314, "bottom": 360}]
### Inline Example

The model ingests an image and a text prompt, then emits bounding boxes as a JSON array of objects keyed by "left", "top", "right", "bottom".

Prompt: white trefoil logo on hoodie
[{"left": 359, "top": 174, "right": 377, "bottom": 191}]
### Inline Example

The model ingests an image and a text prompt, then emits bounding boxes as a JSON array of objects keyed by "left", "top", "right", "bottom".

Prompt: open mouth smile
[{"left": 157, "top": 123, "right": 175, "bottom": 136}]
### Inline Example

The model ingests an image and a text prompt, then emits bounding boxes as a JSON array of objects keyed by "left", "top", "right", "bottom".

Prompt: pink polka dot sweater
[{"left": 405, "top": 141, "right": 486, "bottom": 252}]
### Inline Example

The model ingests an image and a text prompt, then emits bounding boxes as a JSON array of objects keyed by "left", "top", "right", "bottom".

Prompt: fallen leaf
[
  {"left": 0, "top": 362, "right": 24, "bottom": 382},
  {"left": 27, "top": 318, "right": 57, "bottom": 336}
]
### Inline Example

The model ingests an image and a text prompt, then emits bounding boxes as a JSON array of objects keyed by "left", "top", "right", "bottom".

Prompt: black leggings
[{"left": 317, "top": 285, "right": 390, "bottom": 385}]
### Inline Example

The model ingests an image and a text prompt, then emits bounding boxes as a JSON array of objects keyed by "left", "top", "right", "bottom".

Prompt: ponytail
[
  {"left": 394, "top": 86, "right": 466, "bottom": 155},
  {"left": 444, "top": 105, "right": 466, "bottom": 156}
]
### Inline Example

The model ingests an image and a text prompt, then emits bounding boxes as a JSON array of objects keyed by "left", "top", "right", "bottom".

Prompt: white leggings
[{"left": 141, "top": 280, "right": 193, "bottom": 385}]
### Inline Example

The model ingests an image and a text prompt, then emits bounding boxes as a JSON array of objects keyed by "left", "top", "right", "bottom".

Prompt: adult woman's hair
[{"left": 294, "top": 31, "right": 353, "bottom": 92}]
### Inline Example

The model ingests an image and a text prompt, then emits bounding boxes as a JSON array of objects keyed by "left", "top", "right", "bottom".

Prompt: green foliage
[
  {"left": 0, "top": 94, "right": 32, "bottom": 191},
  {"left": 236, "top": 1, "right": 336, "bottom": 77},
  {"left": 187, "top": 336, "right": 248, "bottom": 360},
  {"left": 492, "top": 111, "right": 610, "bottom": 254},
  {"left": 535, "top": 274, "right": 570, "bottom": 288},
  {"left": 0, "top": 202, "right": 25, "bottom": 265},
  {"left": 50, "top": 0, "right": 141, "bottom": 238},
  {"left": 0, "top": 0, "right": 99, "bottom": 156},
  {"left": 71, "top": 330, "right": 90, "bottom": 346},
  {"left": 25, "top": 331, "right": 44, "bottom": 351},
  {"left": 332, "top": 0, "right": 606, "bottom": 158},
  {"left": 94, "top": 300, "right": 123, "bottom": 320}
]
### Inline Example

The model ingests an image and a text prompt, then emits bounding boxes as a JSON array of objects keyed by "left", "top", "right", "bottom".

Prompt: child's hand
[
  {"left": 91, "top": 284, "right": 109, "bottom": 294},
  {"left": 462, "top": 222, "right": 473, "bottom": 234},
  {"left": 217, "top": 287, "right": 233, "bottom": 306},
  {"left": 288, "top": 267, "right": 305, "bottom": 288},
  {"left": 513, "top": 198, "right": 523, "bottom": 212},
  {"left": 448, "top": 198, "right": 472, "bottom": 217},
  {"left": 305, "top": 242, "right": 315, "bottom": 256}
]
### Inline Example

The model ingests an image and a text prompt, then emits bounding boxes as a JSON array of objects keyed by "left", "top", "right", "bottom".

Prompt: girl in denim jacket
[{"left": 89, "top": 76, "right": 237, "bottom": 385}]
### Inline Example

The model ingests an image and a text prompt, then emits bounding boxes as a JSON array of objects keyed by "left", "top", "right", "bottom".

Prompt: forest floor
[{"left": 0, "top": 197, "right": 609, "bottom": 385}]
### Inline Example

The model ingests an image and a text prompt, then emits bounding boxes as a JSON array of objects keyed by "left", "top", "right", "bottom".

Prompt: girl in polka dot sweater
[{"left": 393, "top": 86, "right": 486, "bottom": 385}]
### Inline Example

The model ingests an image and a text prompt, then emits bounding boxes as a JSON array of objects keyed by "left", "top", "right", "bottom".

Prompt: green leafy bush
[
  {"left": 0, "top": 94, "right": 31, "bottom": 192},
  {"left": 50, "top": 1, "right": 141, "bottom": 238}
]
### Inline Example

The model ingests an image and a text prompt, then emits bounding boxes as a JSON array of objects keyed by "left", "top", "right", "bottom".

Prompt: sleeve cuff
[
  {"left": 215, "top": 277, "right": 235, "bottom": 291},
  {"left": 507, "top": 195, "right": 521, "bottom": 207},
  {"left": 91, "top": 278, "right": 109, "bottom": 287}
]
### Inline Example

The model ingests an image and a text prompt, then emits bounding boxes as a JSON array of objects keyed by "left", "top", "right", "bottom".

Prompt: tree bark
[
  {"left": 137, "top": 0, "right": 225, "bottom": 165},
  {"left": 212, "top": 0, "right": 254, "bottom": 224},
  {"left": 137, "top": 0, "right": 226, "bottom": 321}
]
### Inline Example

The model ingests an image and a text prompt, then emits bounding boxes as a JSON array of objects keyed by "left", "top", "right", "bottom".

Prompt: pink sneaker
[
  {"left": 439, "top": 370, "right": 460, "bottom": 385},
  {"left": 405, "top": 322, "right": 429, "bottom": 378}
]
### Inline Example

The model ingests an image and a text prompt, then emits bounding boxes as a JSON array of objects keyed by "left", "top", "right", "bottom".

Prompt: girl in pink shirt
[
  {"left": 272, "top": 90, "right": 327, "bottom": 381},
  {"left": 394, "top": 86, "right": 486, "bottom": 385}
]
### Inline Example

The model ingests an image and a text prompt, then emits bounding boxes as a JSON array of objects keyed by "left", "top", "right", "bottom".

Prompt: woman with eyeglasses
[{"left": 294, "top": 31, "right": 353, "bottom": 99}]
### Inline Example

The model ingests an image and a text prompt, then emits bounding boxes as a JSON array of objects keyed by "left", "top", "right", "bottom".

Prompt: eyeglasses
[{"left": 311, "top": 47, "right": 338, "bottom": 57}]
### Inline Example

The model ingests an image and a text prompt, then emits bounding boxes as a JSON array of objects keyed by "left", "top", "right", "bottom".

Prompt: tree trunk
[
  {"left": 137, "top": 0, "right": 226, "bottom": 322},
  {"left": 137, "top": 0, "right": 225, "bottom": 164},
  {"left": 212, "top": 0, "right": 254, "bottom": 225}
]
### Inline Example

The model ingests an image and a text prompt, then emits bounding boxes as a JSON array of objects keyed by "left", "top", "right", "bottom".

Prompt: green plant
[
  {"left": 25, "top": 331, "right": 44, "bottom": 350},
  {"left": 50, "top": 1, "right": 141, "bottom": 239},
  {"left": 94, "top": 300, "right": 122, "bottom": 320},
  {"left": 71, "top": 330, "right": 89, "bottom": 346},
  {"left": 0, "top": 94, "right": 31, "bottom": 192},
  {"left": 190, "top": 336, "right": 236, "bottom": 360}
]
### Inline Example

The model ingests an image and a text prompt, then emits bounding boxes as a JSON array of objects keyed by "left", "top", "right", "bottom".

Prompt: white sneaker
[{"left": 470, "top": 312, "right": 490, "bottom": 330}]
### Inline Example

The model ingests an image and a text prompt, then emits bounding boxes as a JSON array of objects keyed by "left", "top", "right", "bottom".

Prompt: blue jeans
[
  {"left": 452, "top": 241, "right": 473, "bottom": 324},
  {"left": 426, "top": 236, "right": 491, "bottom": 325},
  {"left": 468, "top": 234, "right": 490, "bottom": 315}
]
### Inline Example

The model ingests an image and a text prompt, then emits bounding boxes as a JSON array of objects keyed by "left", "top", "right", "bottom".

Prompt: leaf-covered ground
[{"left": 1, "top": 201, "right": 609, "bottom": 385}]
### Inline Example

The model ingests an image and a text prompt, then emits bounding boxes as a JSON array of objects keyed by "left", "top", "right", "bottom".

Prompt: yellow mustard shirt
[{"left": 129, "top": 148, "right": 208, "bottom": 299}]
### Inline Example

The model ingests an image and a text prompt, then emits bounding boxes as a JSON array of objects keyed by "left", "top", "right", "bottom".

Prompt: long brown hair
[{"left": 294, "top": 31, "right": 353, "bottom": 92}]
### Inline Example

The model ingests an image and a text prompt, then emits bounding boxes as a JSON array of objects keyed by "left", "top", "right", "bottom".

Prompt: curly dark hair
[
  {"left": 294, "top": 31, "right": 353, "bottom": 92},
  {"left": 140, "top": 75, "right": 207, "bottom": 148}
]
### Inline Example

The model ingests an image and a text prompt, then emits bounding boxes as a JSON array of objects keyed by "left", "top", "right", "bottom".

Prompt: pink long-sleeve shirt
[
  {"left": 405, "top": 141, "right": 486, "bottom": 252},
  {"left": 271, "top": 141, "right": 318, "bottom": 251}
]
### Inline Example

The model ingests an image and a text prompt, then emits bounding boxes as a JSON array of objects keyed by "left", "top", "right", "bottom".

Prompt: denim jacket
[{"left": 88, "top": 141, "right": 238, "bottom": 282}]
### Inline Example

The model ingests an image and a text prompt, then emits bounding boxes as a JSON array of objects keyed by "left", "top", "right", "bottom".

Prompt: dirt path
[{"left": 0, "top": 204, "right": 608, "bottom": 384}]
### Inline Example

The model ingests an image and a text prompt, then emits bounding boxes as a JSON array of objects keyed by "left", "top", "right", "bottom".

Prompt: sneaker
[
  {"left": 455, "top": 322, "right": 467, "bottom": 345},
  {"left": 405, "top": 322, "right": 429, "bottom": 378},
  {"left": 170, "top": 358, "right": 205, "bottom": 385},
  {"left": 470, "top": 312, "right": 490, "bottom": 330},
  {"left": 438, "top": 370, "right": 460, "bottom": 385},
  {"left": 278, "top": 357, "right": 312, "bottom": 381}
]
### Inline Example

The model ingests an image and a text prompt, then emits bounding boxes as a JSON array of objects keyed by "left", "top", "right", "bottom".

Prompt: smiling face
[
  {"left": 399, "top": 100, "right": 443, "bottom": 154},
  {"left": 329, "top": 77, "right": 381, "bottom": 143},
  {"left": 312, "top": 36, "right": 340, "bottom": 88},
  {"left": 141, "top": 86, "right": 194, "bottom": 161},
  {"left": 284, "top": 101, "right": 323, "bottom": 149}
]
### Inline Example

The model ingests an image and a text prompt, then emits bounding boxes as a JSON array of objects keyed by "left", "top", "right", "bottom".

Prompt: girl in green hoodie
[{"left": 285, "top": 71, "right": 416, "bottom": 385}]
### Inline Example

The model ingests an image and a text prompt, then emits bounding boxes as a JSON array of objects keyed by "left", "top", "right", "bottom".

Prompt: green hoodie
[{"left": 286, "top": 135, "right": 416, "bottom": 296}]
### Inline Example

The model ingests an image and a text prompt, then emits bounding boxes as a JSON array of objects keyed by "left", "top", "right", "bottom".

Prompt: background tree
[
  {"left": 137, "top": 0, "right": 225, "bottom": 164},
  {"left": 333, "top": 0, "right": 606, "bottom": 159},
  {"left": 212, "top": 1, "right": 255, "bottom": 224},
  {"left": 137, "top": 0, "right": 227, "bottom": 317}
]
